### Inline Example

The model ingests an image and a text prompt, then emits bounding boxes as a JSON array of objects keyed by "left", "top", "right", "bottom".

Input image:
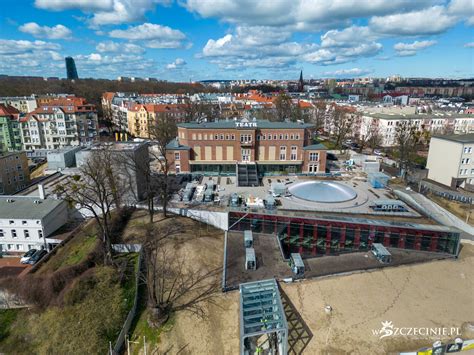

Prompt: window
[
  {"left": 220, "top": 134, "right": 224, "bottom": 140},
  {"left": 0, "top": 230, "right": 3, "bottom": 237},
  {"left": 214, "top": 134, "right": 218, "bottom": 140},
  {"left": 9, "top": 220, "right": 14, "bottom": 225},
  {"left": 38, "top": 230, "right": 43, "bottom": 239},
  {"left": 464, "top": 147, "right": 472, "bottom": 154},
  {"left": 24, "top": 230, "right": 29, "bottom": 238},
  {"left": 285, "top": 134, "right": 289, "bottom": 140},
  {"left": 274, "top": 134, "right": 277, "bottom": 140},
  {"left": 16, "top": 244, "right": 21, "bottom": 251},
  {"left": 280, "top": 146, "right": 287, "bottom": 160},
  {"left": 22, "top": 220, "right": 27, "bottom": 225},
  {"left": 174, "top": 152, "right": 180, "bottom": 161},
  {"left": 296, "top": 134, "right": 300, "bottom": 140},
  {"left": 290, "top": 146, "right": 297, "bottom": 160},
  {"left": 231, "top": 134, "right": 235, "bottom": 140},
  {"left": 290, "top": 134, "right": 294, "bottom": 140},
  {"left": 240, "top": 134, "right": 252, "bottom": 143},
  {"left": 12, "top": 230, "right": 17, "bottom": 238},
  {"left": 268, "top": 134, "right": 272, "bottom": 140},
  {"left": 279, "top": 134, "right": 283, "bottom": 140},
  {"left": 309, "top": 152, "right": 319, "bottom": 161}
]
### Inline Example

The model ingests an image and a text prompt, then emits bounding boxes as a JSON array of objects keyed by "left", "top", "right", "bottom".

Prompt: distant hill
[{"left": 0, "top": 77, "right": 215, "bottom": 109}]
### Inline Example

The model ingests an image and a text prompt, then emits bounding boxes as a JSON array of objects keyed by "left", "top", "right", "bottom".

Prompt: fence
[
  {"left": 112, "top": 248, "right": 144, "bottom": 355},
  {"left": 420, "top": 180, "right": 473, "bottom": 204}
]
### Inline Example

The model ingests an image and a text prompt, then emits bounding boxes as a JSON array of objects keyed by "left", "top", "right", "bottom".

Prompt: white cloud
[
  {"left": 19, "top": 22, "right": 72, "bottom": 39},
  {"left": 465, "top": 42, "right": 474, "bottom": 48},
  {"left": 35, "top": 0, "right": 113, "bottom": 11},
  {"left": 370, "top": 6, "right": 458, "bottom": 36},
  {"left": 166, "top": 58, "right": 186, "bottom": 69},
  {"left": 320, "top": 26, "right": 375, "bottom": 47},
  {"left": 394, "top": 40, "right": 437, "bottom": 56},
  {"left": 109, "top": 23, "right": 188, "bottom": 48},
  {"left": 96, "top": 41, "right": 145, "bottom": 53},
  {"left": 35, "top": 0, "right": 172, "bottom": 27},
  {"left": 322, "top": 67, "right": 372, "bottom": 77},
  {"left": 0, "top": 39, "right": 60, "bottom": 55},
  {"left": 304, "top": 42, "right": 382, "bottom": 65},
  {"left": 182, "top": 0, "right": 438, "bottom": 30}
]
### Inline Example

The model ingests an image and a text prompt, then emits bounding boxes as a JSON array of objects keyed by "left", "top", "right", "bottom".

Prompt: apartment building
[
  {"left": 166, "top": 118, "right": 327, "bottom": 177},
  {"left": 127, "top": 103, "right": 187, "bottom": 138},
  {"left": 0, "top": 104, "right": 22, "bottom": 151},
  {"left": 0, "top": 95, "right": 37, "bottom": 114},
  {"left": 360, "top": 113, "right": 474, "bottom": 147},
  {"left": 426, "top": 134, "right": 474, "bottom": 189},
  {"left": 0, "top": 195, "right": 68, "bottom": 254},
  {"left": 20, "top": 97, "right": 99, "bottom": 150},
  {"left": 0, "top": 152, "right": 30, "bottom": 194}
]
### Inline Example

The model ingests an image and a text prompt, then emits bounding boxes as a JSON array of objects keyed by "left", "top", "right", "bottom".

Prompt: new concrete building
[
  {"left": 426, "top": 133, "right": 474, "bottom": 189},
  {"left": 0, "top": 152, "right": 30, "bottom": 194},
  {"left": 75, "top": 142, "right": 149, "bottom": 203},
  {"left": 0, "top": 195, "right": 68, "bottom": 253},
  {"left": 47, "top": 146, "right": 82, "bottom": 170}
]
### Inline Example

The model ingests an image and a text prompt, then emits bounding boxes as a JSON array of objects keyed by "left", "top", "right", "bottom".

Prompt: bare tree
[
  {"left": 148, "top": 113, "right": 178, "bottom": 218},
  {"left": 142, "top": 223, "right": 220, "bottom": 327},
  {"left": 54, "top": 149, "right": 125, "bottom": 264},
  {"left": 358, "top": 118, "right": 383, "bottom": 153},
  {"left": 330, "top": 106, "right": 356, "bottom": 150},
  {"left": 274, "top": 91, "right": 293, "bottom": 121},
  {"left": 395, "top": 121, "right": 424, "bottom": 180},
  {"left": 312, "top": 101, "right": 327, "bottom": 131}
]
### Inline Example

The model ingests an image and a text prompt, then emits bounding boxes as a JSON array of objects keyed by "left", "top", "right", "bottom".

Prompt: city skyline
[{"left": 0, "top": 0, "right": 473, "bottom": 81}]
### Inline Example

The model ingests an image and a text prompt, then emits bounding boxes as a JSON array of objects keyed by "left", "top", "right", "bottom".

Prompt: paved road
[{"left": 394, "top": 188, "right": 474, "bottom": 241}]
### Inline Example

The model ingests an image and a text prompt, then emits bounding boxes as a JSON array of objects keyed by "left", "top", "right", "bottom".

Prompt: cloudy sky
[{"left": 0, "top": 0, "right": 473, "bottom": 80}]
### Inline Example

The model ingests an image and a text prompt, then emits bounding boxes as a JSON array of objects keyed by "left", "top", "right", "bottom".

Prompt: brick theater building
[{"left": 166, "top": 118, "right": 327, "bottom": 182}]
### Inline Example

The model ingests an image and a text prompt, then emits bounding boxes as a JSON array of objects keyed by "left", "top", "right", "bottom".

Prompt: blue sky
[{"left": 0, "top": 0, "right": 473, "bottom": 81}]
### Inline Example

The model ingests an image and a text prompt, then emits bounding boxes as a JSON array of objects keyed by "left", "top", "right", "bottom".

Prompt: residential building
[
  {"left": 127, "top": 103, "right": 187, "bottom": 138},
  {"left": 0, "top": 195, "right": 68, "bottom": 254},
  {"left": 65, "top": 56, "right": 79, "bottom": 80},
  {"left": 166, "top": 118, "right": 327, "bottom": 177},
  {"left": 20, "top": 97, "right": 98, "bottom": 150},
  {"left": 0, "top": 104, "right": 22, "bottom": 151},
  {"left": 426, "top": 133, "right": 474, "bottom": 189},
  {"left": 0, "top": 152, "right": 30, "bottom": 194},
  {"left": 359, "top": 111, "right": 474, "bottom": 147},
  {"left": 0, "top": 96, "right": 37, "bottom": 114}
]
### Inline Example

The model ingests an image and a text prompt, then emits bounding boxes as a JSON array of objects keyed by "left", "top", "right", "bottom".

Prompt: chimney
[{"left": 38, "top": 184, "right": 45, "bottom": 200}]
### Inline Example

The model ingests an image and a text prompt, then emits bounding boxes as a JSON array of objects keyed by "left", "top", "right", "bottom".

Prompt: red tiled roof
[{"left": 0, "top": 104, "right": 20, "bottom": 116}]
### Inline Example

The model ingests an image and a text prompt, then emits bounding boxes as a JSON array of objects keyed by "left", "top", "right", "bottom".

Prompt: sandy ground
[{"left": 156, "top": 243, "right": 474, "bottom": 355}]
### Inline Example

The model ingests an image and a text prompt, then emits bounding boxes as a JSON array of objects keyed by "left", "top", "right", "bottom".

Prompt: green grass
[
  {"left": 318, "top": 139, "right": 337, "bottom": 150},
  {"left": 115, "top": 253, "right": 140, "bottom": 312},
  {"left": 38, "top": 222, "right": 99, "bottom": 274},
  {"left": 129, "top": 309, "right": 175, "bottom": 355},
  {"left": 0, "top": 309, "right": 20, "bottom": 342}
]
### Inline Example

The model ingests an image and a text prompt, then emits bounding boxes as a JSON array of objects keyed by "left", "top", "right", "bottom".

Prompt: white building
[
  {"left": 426, "top": 134, "right": 474, "bottom": 189},
  {"left": 0, "top": 194, "right": 68, "bottom": 254},
  {"left": 359, "top": 112, "right": 474, "bottom": 147},
  {"left": 0, "top": 95, "right": 37, "bottom": 114},
  {"left": 20, "top": 98, "right": 98, "bottom": 150}
]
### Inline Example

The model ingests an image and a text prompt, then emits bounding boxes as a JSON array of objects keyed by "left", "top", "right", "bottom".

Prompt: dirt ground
[
  {"left": 428, "top": 194, "right": 474, "bottom": 227},
  {"left": 155, "top": 242, "right": 474, "bottom": 354}
]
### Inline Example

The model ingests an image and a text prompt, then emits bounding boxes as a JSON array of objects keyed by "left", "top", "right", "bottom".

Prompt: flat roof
[
  {"left": 431, "top": 133, "right": 474, "bottom": 144},
  {"left": 303, "top": 143, "right": 328, "bottom": 150},
  {"left": 178, "top": 119, "right": 314, "bottom": 130},
  {"left": 363, "top": 112, "right": 473, "bottom": 120},
  {"left": 0, "top": 196, "right": 65, "bottom": 220}
]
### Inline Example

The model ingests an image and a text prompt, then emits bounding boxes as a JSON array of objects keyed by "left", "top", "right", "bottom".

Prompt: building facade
[
  {"left": 0, "top": 104, "right": 22, "bottom": 151},
  {"left": 360, "top": 114, "right": 474, "bottom": 147},
  {"left": 426, "top": 134, "right": 474, "bottom": 189},
  {"left": 0, "top": 196, "right": 68, "bottom": 254},
  {"left": 0, "top": 96, "right": 37, "bottom": 114},
  {"left": 0, "top": 152, "right": 30, "bottom": 194},
  {"left": 20, "top": 97, "right": 98, "bottom": 150},
  {"left": 166, "top": 118, "right": 327, "bottom": 175}
]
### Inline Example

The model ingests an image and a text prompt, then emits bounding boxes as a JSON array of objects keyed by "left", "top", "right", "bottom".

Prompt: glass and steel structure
[
  {"left": 240, "top": 279, "right": 288, "bottom": 355},
  {"left": 288, "top": 180, "right": 357, "bottom": 203},
  {"left": 229, "top": 212, "right": 461, "bottom": 259}
]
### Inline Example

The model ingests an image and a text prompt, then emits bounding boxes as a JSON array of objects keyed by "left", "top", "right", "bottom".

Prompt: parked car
[
  {"left": 374, "top": 149, "right": 384, "bottom": 156},
  {"left": 20, "top": 249, "right": 38, "bottom": 264},
  {"left": 26, "top": 249, "right": 47, "bottom": 265}
]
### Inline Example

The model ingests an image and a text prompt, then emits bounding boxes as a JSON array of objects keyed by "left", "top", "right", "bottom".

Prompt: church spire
[{"left": 298, "top": 70, "right": 304, "bottom": 92}]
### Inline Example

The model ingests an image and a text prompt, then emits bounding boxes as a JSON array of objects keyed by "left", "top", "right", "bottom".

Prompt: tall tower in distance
[
  {"left": 65, "top": 56, "right": 78, "bottom": 80},
  {"left": 298, "top": 70, "right": 304, "bottom": 92}
]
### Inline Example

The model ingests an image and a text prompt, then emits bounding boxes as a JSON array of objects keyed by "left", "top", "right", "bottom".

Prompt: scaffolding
[{"left": 240, "top": 279, "right": 288, "bottom": 355}]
